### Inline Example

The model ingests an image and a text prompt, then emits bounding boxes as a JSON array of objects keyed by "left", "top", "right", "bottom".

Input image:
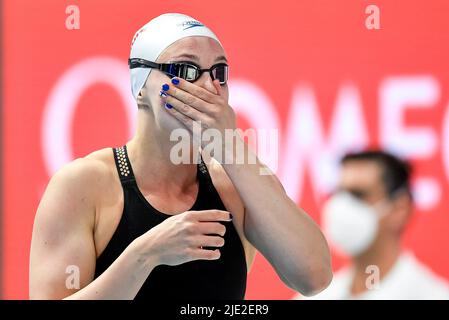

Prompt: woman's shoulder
[
  {"left": 57, "top": 147, "right": 114, "bottom": 177},
  {"left": 36, "top": 148, "right": 117, "bottom": 237},
  {"left": 49, "top": 147, "right": 118, "bottom": 199}
]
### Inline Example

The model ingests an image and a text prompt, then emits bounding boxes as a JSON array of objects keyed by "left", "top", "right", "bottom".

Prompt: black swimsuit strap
[
  {"left": 113, "top": 145, "right": 213, "bottom": 188},
  {"left": 112, "top": 145, "right": 136, "bottom": 187}
]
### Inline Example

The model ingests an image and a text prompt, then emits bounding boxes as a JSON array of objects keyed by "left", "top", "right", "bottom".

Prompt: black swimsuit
[{"left": 93, "top": 145, "right": 247, "bottom": 300}]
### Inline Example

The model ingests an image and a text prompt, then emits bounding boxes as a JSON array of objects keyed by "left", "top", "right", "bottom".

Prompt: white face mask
[{"left": 322, "top": 191, "right": 389, "bottom": 257}]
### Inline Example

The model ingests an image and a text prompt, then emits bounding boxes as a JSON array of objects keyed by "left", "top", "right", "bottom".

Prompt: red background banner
[{"left": 2, "top": 0, "right": 449, "bottom": 299}]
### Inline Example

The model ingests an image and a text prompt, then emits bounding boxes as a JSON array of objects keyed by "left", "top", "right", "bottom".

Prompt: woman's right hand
[{"left": 135, "top": 210, "right": 232, "bottom": 266}]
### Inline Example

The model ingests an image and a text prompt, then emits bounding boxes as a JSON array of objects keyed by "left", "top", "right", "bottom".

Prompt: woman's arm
[
  {"left": 29, "top": 159, "right": 158, "bottom": 299},
  {"left": 222, "top": 139, "right": 333, "bottom": 296}
]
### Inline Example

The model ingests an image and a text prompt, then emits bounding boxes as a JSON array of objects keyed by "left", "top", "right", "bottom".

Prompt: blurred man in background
[{"left": 295, "top": 150, "right": 449, "bottom": 299}]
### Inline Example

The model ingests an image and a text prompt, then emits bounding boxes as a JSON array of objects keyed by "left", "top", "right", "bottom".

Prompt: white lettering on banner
[
  {"left": 281, "top": 83, "right": 369, "bottom": 202},
  {"left": 380, "top": 76, "right": 440, "bottom": 209},
  {"left": 42, "top": 56, "right": 137, "bottom": 175},
  {"left": 380, "top": 76, "right": 439, "bottom": 158},
  {"left": 413, "top": 178, "right": 441, "bottom": 211}
]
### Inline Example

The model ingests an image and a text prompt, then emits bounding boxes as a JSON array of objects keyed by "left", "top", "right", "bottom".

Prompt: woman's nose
[{"left": 195, "top": 72, "right": 217, "bottom": 94}]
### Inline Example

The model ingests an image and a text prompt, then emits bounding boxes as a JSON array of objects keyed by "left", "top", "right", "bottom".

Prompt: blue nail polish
[
  {"left": 171, "top": 78, "right": 179, "bottom": 85},
  {"left": 165, "top": 103, "right": 173, "bottom": 109},
  {"left": 162, "top": 84, "right": 169, "bottom": 91},
  {"left": 159, "top": 91, "right": 167, "bottom": 97}
]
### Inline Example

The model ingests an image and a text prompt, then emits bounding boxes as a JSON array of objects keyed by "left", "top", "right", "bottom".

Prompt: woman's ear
[
  {"left": 136, "top": 90, "right": 143, "bottom": 107},
  {"left": 386, "top": 192, "right": 413, "bottom": 234},
  {"left": 136, "top": 88, "right": 149, "bottom": 108}
]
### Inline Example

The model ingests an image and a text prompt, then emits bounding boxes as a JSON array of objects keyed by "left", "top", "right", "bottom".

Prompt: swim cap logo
[
  {"left": 131, "top": 28, "right": 145, "bottom": 47},
  {"left": 179, "top": 20, "right": 204, "bottom": 30}
]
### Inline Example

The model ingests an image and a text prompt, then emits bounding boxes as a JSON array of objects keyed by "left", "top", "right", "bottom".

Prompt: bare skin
[
  {"left": 29, "top": 36, "right": 332, "bottom": 299},
  {"left": 339, "top": 160, "right": 412, "bottom": 296}
]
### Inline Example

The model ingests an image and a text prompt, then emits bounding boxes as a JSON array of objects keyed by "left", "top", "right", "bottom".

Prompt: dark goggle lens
[
  {"left": 212, "top": 64, "right": 228, "bottom": 84},
  {"left": 182, "top": 65, "right": 199, "bottom": 81},
  {"left": 171, "top": 63, "right": 228, "bottom": 84}
]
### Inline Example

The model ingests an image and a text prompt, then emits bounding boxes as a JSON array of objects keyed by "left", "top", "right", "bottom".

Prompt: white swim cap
[{"left": 129, "top": 13, "right": 222, "bottom": 100}]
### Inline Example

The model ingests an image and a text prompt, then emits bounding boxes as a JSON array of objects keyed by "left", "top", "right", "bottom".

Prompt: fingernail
[
  {"left": 159, "top": 91, "right": 167, "bottom": 97},
  {"left": 165, "top": 103, "right": 173, "bottom": 109},
  {"left": 171, "top": 78, "right": 180, "bottom": 85},
  {"left": 162, "top": 84, "right": 170, "bottom": 91}
]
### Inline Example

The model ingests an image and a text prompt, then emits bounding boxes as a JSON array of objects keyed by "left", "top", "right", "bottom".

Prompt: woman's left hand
[{"left": 160, "top": 77, "right": 237, "bottom": 142}]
